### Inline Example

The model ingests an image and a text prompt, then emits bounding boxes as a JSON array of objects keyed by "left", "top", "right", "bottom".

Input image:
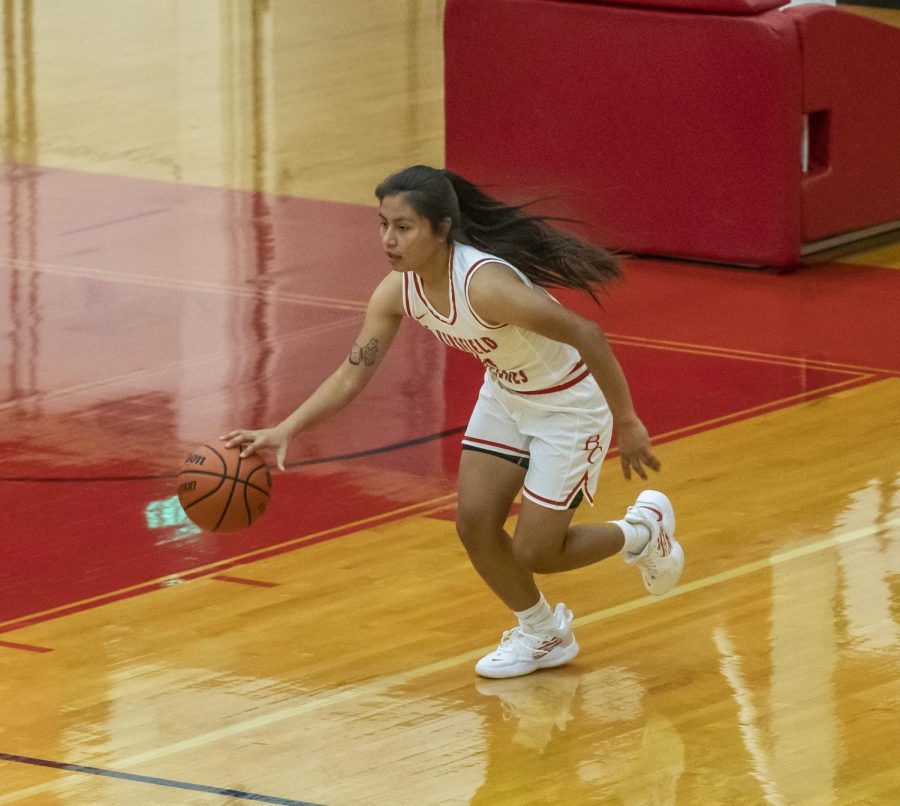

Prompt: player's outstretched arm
[{"left": 221, "top": 272, "right": 404, "bottom": 469}]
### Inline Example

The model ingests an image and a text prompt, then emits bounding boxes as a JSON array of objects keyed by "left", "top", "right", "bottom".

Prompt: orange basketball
[{"left": 177, "top": 443, "right": 272, "bottom": 533}]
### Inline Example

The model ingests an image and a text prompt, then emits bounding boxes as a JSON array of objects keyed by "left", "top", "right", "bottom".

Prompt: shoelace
[
  {"left": 496, "top": 626, "right": 563, "bottom": 658},
  {"left": 498, "top": 627, "right": 538, "bottom": 652}
]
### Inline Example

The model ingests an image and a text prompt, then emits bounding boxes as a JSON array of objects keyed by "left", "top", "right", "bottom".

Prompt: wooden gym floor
[{"left": 1, "top": 2, "right": 898, "bottom": 804}]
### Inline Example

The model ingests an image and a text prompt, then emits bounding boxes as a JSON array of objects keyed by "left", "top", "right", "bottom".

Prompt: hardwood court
[{"left": 1, "top": 2, "right": 899, "bottom": 804}]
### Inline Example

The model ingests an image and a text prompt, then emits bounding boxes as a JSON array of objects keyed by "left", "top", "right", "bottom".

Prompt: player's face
[{"left": 378, "top": 193, "right": 448, "bottom": 274}]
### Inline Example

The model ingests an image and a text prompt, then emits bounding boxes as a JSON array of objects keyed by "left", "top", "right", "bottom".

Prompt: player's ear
[{"left": 438, "top": 217, "right": 452, "bottom": 241}]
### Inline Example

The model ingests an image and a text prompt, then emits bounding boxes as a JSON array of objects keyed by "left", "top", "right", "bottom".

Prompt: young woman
[{"left": 222, "top": 165, "right": 684, "bottom": 679}]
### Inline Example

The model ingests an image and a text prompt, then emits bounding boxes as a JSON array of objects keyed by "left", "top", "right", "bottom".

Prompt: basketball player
[{"left": 223, "top": 165, "right": 684, "bottom": 679}]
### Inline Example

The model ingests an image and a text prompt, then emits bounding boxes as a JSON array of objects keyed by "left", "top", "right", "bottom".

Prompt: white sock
[
  {"left": 515, "top": 593, "right": 556, "bottom": 635},
  {"left": 611, "top": 519, "right": 652, "bottom": 555}
]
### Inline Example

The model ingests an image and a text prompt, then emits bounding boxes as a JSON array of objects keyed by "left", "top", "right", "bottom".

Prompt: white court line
[
  {"left": 1, "top": 516, "right": 895, "bottom": 802},
  {"left": 0, "top": 314, "right": 362, "bottom": 413},
  {"left": 2, "top": 257, "right": 368, "bottom": 312},
  {"left": 606, "top": 333, "right": 897, "bottom": 376}
]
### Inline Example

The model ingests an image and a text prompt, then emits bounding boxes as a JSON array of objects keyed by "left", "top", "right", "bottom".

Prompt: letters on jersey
[{"left": 402, "top": 242, "right": 588, "bottom": 394}]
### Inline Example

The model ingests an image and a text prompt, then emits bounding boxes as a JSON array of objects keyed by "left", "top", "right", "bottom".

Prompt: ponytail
[{"left": 376, "top": 165, "right": 620, "bottom": 302}]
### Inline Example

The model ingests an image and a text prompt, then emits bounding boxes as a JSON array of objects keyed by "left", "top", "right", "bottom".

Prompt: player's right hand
[{"left": 220, "top": 426, "right": 290, "bottom": 471}]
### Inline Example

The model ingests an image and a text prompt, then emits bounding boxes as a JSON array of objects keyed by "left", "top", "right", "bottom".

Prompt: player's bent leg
[
  {"left": 510, "top": 500, "right": 576, "bottom": 573},
  {"left": 512, "top": 499, "right": 627, "bottom": 574},
  {"left": 457, "top": 450, "right": 580, "bottom": 678},
  {"left": 456, "top": 447, "right": 536, "bottom": 612}
]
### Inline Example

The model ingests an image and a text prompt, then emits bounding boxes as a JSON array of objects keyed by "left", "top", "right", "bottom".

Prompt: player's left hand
[{"left": 616, "top": 419, "right": 661, "bottom": 481}]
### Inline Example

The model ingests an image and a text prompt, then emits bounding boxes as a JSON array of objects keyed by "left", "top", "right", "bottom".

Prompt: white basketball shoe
[
  {"left": 622, "top": 490, "right": 684, "bottom": 595},
  {"left": 475, "top": 603, "right": 579, "bottom": 679}
]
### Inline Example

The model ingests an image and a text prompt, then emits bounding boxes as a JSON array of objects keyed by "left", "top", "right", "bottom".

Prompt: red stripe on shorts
[{"left": 462, "top": 436, "right": 529, "bottom": 457}]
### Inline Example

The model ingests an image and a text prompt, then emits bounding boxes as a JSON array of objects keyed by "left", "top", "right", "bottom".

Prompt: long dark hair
[{"left": 375, "top": 165, "right": 620, "bottom": 301}]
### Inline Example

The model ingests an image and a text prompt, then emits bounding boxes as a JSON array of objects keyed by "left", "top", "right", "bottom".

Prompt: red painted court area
[{"left": 1, "top": 165, "right": 897, "bottom": 626}]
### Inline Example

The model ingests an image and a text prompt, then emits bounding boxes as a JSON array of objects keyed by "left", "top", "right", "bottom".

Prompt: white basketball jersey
[{"left": 401, "top": 242, "right": 590, "bottom": 395}]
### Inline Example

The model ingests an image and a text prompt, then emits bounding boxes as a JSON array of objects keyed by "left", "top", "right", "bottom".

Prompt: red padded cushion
[
  {"left": 445, "top": 0, "right": 803, "bottom": 265},
  {"left": 790, "top": 5, "right": 900, "bottom": 240},
  {"left": 575, "top": 0, "right": 786, "bottom": 13}
]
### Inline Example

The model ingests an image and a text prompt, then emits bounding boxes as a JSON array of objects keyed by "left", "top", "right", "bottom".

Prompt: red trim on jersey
[
  {"left": 401, "top": 273, "right": 413, "bottom": 318},
  {"left": 502, "top": 363, "right": 590, "bottom": 396},
  {"left": 412, "top": 243, "right": 457, "bottom": 324},
  {"left": 461, "top": 436, "right": 529, "bottom": 457},
  {"left": 464, "top": 259, "right": 508, "bottom": 330}
]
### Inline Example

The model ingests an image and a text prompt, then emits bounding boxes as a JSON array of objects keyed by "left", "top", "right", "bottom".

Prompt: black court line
[
  {"left": 0, "top": 425, "right": 467, "bottom": 483},
  {"left": 0, "top": 753, "right": 323, "bottom": 805}
]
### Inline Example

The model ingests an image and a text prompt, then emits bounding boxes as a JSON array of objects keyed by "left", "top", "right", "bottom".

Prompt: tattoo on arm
[{"left": 349, "top": 338, "right": 378, "bottom": 367}]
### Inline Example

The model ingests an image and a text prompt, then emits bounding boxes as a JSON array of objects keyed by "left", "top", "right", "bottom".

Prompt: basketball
[{"left": 177, "top": 443, "right": 272, "bottom": 533}]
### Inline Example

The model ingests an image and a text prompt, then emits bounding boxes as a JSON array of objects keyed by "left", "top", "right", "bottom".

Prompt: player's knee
[
  {"left": 457, "top": 507, "right": 508, "bottom": 569},
  {"left": 455, "top": 507, "right": 479, "bottom": 544},
  {"left": 456, "top": 508, "right": 494, "bottom": 551},
  {"left": 511, "top": 538, "right": 555, "bottom": 574}
]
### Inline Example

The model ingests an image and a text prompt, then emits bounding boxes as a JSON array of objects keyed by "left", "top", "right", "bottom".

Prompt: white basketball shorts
[{"left": 461, "top": 376, "right": 613, "bottom": 510}]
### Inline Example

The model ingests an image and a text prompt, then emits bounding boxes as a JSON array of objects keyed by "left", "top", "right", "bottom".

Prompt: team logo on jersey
[{"left": 584, "top": 434, "right": 604, "bottom": 464}]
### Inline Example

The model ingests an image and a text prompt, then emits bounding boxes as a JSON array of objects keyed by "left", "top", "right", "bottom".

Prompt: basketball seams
[
  {"left": 177, "top": 444, "right": 272, "bottom": 532},
  {"left": 213, "top": 453, "right": 243, "bottom": 532},
  {"left": 244, "top": 463, "right": 272, "bottom": 494},
  {"left": 240, "top": 477, "right": 259, "bottom": 529},
  {"left": 243, "top": 464, "right": 272, "bottom": 527},
  {"left": 178, "top": 468, "right": 271, "bottom": 497},
  {"left": 201, "top": 444, "right": 229, "bottom": 475},
  {"left": 180, "top": 475, "right": 227, "bottom": 510},
  {"left": 244, "top": 462, "right": 272, "bottom": 523}
]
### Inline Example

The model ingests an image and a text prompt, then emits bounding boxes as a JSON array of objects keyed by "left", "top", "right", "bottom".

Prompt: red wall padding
[
  {"left": 794, "top": 6, "right": 900, "bottom": 241},
  {"left": 567, "top": 0, "right": 786, "bottom": 13},
  {"left": 444, "top": 0, "right": 900, "bottom": 266}
]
